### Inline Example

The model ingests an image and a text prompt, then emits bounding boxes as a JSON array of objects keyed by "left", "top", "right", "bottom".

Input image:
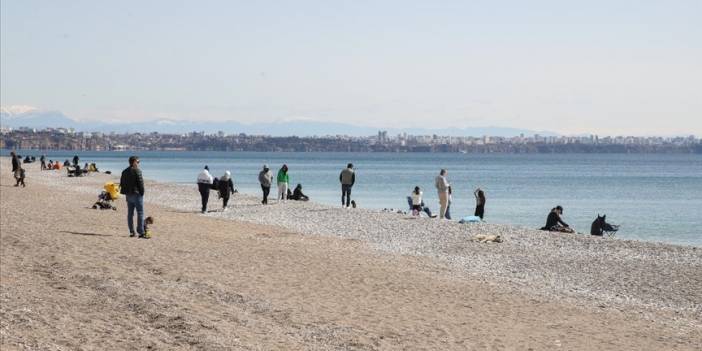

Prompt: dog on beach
[
  {"left": 144, "top": 216, "right": 154, "bottom": 238},
  {"left": 472, "top": 234, "right": 502, "bottom": 243}
]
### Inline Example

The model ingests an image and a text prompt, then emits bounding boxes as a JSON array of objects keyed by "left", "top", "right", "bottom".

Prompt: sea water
[{"left": 20, "top": 151, "right": 702, "bottom": 246}]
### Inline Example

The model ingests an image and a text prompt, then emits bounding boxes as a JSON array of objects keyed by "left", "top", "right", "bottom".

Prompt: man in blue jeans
[{"left": 120, "top": 156, "right": 146, "bottom": 238}]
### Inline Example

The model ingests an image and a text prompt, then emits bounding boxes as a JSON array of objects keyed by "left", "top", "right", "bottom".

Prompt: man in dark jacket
[
  {"left": 339, "top": 163, "right": 355, "bottom": 208},
  {"left": 10, "top": 151, "right": 21, "bottom": 185},
  {"left": 120, "top": 156, "right": 146, "bottom": 238}
]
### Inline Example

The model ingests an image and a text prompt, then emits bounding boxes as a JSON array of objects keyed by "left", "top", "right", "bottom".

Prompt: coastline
[{"left": 2, "top": 158, "right": 701, "bottom": 349}]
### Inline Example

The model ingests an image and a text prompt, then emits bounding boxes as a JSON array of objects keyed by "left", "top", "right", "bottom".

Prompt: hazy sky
[{"left": 2, "top": 0, "right": 700, "bottom": 135}]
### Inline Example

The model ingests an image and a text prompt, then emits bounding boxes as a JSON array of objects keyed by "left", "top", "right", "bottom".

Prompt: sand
[{"left": 1, "top": 159, "right": 700, "bottom": 350}]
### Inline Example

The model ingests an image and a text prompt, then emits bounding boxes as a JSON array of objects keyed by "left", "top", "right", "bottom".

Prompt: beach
[{"left": 1, "top": 158, "right": 701, "bottom": 350}]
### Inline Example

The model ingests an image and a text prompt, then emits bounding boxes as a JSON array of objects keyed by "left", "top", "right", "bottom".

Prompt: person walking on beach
[
  {"left": 276, "top": 164, "right": 289, "bottom": 203},
  {"left": 72, "top": 155, "right": 80, "bottom": 167},
  {"left": 40, "top": 155, "right": 46, "bottom": 170},
  {"left": 10, "top": 151, "right": 21, "bottom": 184},
  {"left": 435, "top": 169, "right": 450, "bottom": 219},
  {"left": 258, "top": 164, "right": 273, "bottom": 204},
  {"left": 474, "top": 188, "right": 486, "bottom": 219},
  {"left": 15, "top": 165, "right": 26, "bottom": 187},
  {"left": 218, "top": 170, "right": 235, "bottom": 210},
  {"left": 339, "top": 163, "right": 355, "bottom": 208},
  {"left": 197, "top": 166, "right": 214, "bottom": 213},
  {"left": 119, "top": 156, "right": 146, "bottom": 238}
]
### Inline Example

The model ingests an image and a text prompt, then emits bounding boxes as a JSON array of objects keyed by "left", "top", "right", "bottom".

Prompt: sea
[{"left": 15, "top": 150, "right": 702, "bottom": 247}]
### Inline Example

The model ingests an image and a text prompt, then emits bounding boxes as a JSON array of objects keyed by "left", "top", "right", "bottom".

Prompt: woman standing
[
  {"left": 474, "top": 188, "right": 486, "bottom": 219},
  {"left": 277, "top": 164, "right": 289, "bottom": 203}
]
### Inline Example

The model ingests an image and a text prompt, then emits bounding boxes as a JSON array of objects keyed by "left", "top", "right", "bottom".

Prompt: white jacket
[
  {"left": 411, "top": 191, "right": 423, "bottom": 206},
  {"left": 197, "top": 169, "right": 213, "bottom": 184}
]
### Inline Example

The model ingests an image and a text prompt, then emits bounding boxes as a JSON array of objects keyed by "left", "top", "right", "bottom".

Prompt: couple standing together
[{"left": 434, "top": 169, "right": 486, "bottom": 220}]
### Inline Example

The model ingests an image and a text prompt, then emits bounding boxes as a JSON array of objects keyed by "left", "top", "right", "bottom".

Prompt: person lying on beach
[
  {"left": 541, "top": 206, "right": 575, "bottom": 233},
  {"left": 289, "top": 184, "right": 309, "bottom": 201}
]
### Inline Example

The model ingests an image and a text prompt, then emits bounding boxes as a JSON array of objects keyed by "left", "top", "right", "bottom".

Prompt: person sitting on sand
[
  {"left": 218, "top": 170, "right": 235, "bottom": 210},
  {"left": 541, "top": 206, "right": 575, "bottom": 233},
  {"left": 407, "top": 186, "right": 437, "bottom": 218},
  {"left": 289, "top": 184, "right": 309, "bottom": 201},
  {"left": 410, "top": 186, "right": 424, "bottom": 215}
]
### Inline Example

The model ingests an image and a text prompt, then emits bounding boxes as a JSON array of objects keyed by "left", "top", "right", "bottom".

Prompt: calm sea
[{"left": 17, "top": 151, "right": 702, "bottom": 247}]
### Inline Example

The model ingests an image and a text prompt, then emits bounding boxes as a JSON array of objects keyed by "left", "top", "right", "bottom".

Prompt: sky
[{"left": 1, "top": 0, "right": 701, "bottom": 136}]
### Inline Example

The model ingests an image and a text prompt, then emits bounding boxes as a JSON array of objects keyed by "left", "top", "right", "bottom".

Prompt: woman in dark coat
[{"left": 218, "top": 171, "right": 235, "bottom": 210}]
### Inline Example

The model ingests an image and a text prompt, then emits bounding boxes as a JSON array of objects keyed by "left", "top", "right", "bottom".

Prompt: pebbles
[{"left": 34, "top": 169, "right": 702, "bottom": 322}]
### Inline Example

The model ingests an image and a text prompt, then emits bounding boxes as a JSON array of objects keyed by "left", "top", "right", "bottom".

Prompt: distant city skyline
[{"left": 2, "top": 1, "right": 701, "bottom": 136}]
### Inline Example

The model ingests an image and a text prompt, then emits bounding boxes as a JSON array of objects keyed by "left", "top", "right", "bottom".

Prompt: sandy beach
[{"left": 1, "top": 158, "right": 701, "bottom": 350}]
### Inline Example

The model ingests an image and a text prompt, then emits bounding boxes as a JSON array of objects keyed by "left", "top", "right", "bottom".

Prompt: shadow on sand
[{"left": 59, "top": 231, "right": 113, "bottom": 237}]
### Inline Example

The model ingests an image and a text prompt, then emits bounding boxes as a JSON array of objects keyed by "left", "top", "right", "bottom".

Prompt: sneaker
[
  {"left": 129, "top": 232, "right": 136, "bottom": 237},
  {"left": 138, "top": 235, "right": 149, "bottom": 239},
  {"left": 222, "top": 207, "right": 227, "bottom": 212}
]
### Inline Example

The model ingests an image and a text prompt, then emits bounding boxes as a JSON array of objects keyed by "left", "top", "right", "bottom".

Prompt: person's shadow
[{"left": 59, "top": 231, "right": 113, "bottom": 237}]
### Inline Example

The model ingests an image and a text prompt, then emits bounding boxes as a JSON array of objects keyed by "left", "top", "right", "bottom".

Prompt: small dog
[
  {"left": 472, "top": 234, "right": 502, "bottom": 243},
  {"left": 144, "top": 216, "right": 154, "bottom": 239}
]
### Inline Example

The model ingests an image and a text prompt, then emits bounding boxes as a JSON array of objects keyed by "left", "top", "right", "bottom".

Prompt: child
[{"left": 144, "top": 216, "right": 154, "bottom": 239}]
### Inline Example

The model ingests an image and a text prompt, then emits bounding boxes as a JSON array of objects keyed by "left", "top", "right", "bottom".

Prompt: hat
[{"left": 263, "top": 164, "right": 268, "bottom": 169}]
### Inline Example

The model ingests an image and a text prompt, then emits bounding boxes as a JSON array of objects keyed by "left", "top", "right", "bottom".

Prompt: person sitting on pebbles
[{"left": 541, "top": 206, "right": 575, "bottom": 233}]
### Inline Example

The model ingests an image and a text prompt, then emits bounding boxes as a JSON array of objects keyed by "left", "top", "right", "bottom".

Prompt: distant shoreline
[{"left": 2, "top": 128, "right": 700, "bottom": 153}]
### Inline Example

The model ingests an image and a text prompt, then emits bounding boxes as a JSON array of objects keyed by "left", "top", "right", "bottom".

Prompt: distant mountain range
[{"left": 0, "top": 109, "right": 558, "bottom": 137}]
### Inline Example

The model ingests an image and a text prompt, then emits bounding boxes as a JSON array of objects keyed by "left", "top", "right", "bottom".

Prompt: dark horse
[{"left": 590, "top": 214, "right": 619, "bottom": 236}]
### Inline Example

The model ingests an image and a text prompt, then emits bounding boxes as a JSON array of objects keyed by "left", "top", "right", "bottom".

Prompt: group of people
[
  {"left": 407, "top": 169, "right": 487, "bottom": 220},
  {"left": 4, "top": 151, "right": 573, "bottom": 243},
  {"left": 10, "top": 152, "right": 588, "bottom": 238},
  {"left": 196, "top": 166, "right": 236, "bottom": 213}
]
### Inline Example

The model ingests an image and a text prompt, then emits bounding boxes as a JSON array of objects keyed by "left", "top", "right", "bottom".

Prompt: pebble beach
[{"left": 2, "top": 158, "right": 701, "bottom": 350}]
